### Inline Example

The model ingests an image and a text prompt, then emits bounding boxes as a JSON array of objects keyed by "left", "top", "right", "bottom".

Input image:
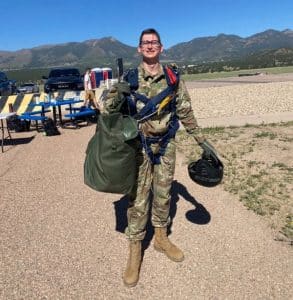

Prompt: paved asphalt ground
[
  {"left": 1, "top": 126, "right": 292, "bottom": 299},
  {"left": 1, "top": 74, "right": 292, "bottom": 299}
]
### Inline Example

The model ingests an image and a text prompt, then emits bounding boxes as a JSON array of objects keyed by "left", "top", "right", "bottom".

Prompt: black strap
[
  {"left": 124, "top": 66, "right": 180, "bottom": 164},
  {"left": 124, "top": 68, "right": 139, "bottom": 91},
  {"left": 124, "top": 66, "right": 179, "bottom": 122}
]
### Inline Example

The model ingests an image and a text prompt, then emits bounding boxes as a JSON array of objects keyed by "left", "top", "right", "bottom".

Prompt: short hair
[{"left": 139, "top": 28, "right": 161, "bottom": 45}]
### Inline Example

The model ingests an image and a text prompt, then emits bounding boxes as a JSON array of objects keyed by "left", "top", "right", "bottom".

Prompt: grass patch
[
  {"left": 200, "top": 126, "right": 225, "bottom": 135},
  {"left": 176, "top": 122, "right": 293, "bottom": 242},
  {"left": 282, "top": 215, "right": 293, "bottom": 241},
  {"left": 253, "top": 131, "right": 277, "bottom": 139}
]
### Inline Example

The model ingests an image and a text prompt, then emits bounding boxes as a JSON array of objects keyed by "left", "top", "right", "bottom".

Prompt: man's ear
[{"left": 137, "top": 46, "right": 142, "bottom": 54}]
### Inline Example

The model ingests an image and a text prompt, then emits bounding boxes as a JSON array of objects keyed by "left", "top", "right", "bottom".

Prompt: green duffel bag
[{"left": 84, "top": 112, "right": 139, "bottom": 194}]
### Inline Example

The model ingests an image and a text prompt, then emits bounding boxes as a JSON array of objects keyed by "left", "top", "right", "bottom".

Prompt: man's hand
[
  {"left": 102, "top": 82, "right": 131, "bottom": 114},
  {"left": 193, "top": 135, "right": 218, "bottom": 156},
  {"left": 199, "top": 139, "right": 218, "bottom": 157},
  {"left": 116, "top": 82, "right": 131, "bottom": 95},
  {"left": 194, "top": 135, "right": 206, "bottom": 144}
]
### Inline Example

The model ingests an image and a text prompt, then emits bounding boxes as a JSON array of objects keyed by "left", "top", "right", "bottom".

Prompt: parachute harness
[{"left": 124, "top": 66, "right": 180, "bottom": 165}]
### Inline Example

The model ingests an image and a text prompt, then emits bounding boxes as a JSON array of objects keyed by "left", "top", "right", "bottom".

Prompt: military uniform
[{"left": 103, "top": 63, "right": 199, "bottom": 241}]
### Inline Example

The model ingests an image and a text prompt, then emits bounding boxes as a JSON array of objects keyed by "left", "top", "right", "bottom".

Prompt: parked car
[
  {"left": 17, "top": 82, "right": 40, "bottom": 94},
  {"left": 43, "top": 68, "right": 84, "bottom": 94},
  {"left": 0, "top": 71, "right": 17, "bottom": 96}
]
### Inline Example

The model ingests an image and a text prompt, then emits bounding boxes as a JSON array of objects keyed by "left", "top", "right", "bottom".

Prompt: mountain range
[{"left": 0, "top": 29, "right": 292, "bottom": 70}]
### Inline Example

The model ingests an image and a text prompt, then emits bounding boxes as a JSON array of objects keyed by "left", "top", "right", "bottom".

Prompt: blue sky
[{"left": 1, "top": 0, "right": 292, "bottom": 51}]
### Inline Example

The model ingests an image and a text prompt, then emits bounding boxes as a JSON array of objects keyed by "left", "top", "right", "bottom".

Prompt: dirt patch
[{"left": 176, "top": 122, "right": 293, "bottom": 242}]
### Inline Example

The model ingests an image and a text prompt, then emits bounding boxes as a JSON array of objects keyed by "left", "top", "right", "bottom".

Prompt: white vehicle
[{"left": 17, "top": 83, "right": 39, "bottom": 94}]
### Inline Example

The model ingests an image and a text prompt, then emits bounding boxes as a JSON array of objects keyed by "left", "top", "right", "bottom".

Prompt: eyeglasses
[{"left": 140, "top": 40, "right": 161, "bottom": 47}]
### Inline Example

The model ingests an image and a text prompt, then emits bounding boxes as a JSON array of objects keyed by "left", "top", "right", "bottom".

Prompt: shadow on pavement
[
  {"left": 113, "top": 195, "right": 128, "bottom": 234},
  {"left": 3, "top": 135, "right": 36, "bottom": 146},
  {"left": 113, "top": 180, "right": 210, "bottom": 252},
  {"left": 170, "top": 180, "right": 211, "bottom": 229}
]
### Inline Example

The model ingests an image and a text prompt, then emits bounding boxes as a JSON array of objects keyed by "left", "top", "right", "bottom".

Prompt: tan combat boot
[
  {"left": 154, "top": 227, "right": 184, "bottom": 262},
  {"left": 123, "top": 240, "right": 142, "bottom": 287}
]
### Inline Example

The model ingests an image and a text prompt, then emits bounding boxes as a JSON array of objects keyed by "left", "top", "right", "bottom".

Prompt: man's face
[{"left": 138, "top": 33, "right": 163, "bottom": 61}]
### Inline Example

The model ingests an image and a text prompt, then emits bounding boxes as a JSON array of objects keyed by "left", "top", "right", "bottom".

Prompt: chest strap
[{"left": 124, "top": 65, "right": 180, "bottom": 164}]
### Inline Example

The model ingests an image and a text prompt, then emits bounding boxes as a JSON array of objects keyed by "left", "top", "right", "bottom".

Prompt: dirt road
[{"left": 0, "top": 127, "right": 292, "bottom": 299}]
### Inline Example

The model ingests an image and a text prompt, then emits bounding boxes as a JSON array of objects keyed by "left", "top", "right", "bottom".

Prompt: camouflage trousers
[{"left": 125, "top": 139, "right": 176, "bottom": 241}]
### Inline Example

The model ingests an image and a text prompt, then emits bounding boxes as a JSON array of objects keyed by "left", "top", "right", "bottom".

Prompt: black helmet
[{"left": 188, "top": 146, "right": 224, "bottom": 187}]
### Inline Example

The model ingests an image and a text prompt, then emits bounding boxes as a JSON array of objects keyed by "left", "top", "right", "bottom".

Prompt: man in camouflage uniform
[{"left": 103, "top": 28, "right": 201, "bottom": 287}]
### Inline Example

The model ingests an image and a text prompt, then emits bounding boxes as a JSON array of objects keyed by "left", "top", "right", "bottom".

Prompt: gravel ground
[
  {"left": 0, "top": 75, "right": 292, "bottom": 299},
  {"left": 187, "top": 75, "right": 293, "bottom": 127}
]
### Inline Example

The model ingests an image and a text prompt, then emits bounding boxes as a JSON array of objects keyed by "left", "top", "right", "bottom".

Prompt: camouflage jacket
[{"left": 103, "top": 63, "right": 199, "bottom": 138}]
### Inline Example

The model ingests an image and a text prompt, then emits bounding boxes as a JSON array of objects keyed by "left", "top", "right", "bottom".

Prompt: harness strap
[
  {"left": 125, "top": 95, "right": 137, "bottom": 116},
  {"left": 124, "top": 68, "right": 139, "bottom": 90},
  {"left": 134, "top": 85, "right": 175, "bottom": 121},
  {"left": 139, "top": 114, "right": 179, "bottom": 165},
  {"left": 164, "top": 66, "right": 179, "bottom": 86},
  {"left": 124, "top": 65, "right": 180, "bottom": 164}
]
